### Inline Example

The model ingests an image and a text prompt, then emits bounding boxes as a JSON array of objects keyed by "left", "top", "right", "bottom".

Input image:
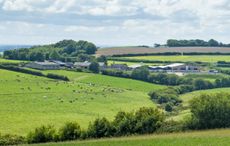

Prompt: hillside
[
  {"left": 97, "top": 46, "right": 230, "bottom": 56},
  {"left": 0, "top": 69, "right": 164, "bottom": 135}
]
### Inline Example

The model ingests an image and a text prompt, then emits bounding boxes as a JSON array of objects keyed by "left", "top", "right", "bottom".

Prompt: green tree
[
  {"left": 131, "top": 66, "right": 149, "bottom": 81},
  {"left": 59, "top": 122, "right": 81, "bottom": 141},
  {"left": 87, "top": 117, "right": 113, "bottom": 138},
  {"left": 189, "top": 93, "right": 230, "bottom": 129},
  {"left": 89, "top": 62, "right": 99, "bottom": 73},
  {"left": 49, "top": 50, "right": 61, "bottom": 60}
]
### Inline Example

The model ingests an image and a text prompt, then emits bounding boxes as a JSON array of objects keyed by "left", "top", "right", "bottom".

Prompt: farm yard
[
  {"left": 0, "top": 69, "right": 164, "bottom": 135},
  {"left": 97, "top": 46, "right": 230, "bottom": 56},
  {"left": 25, "top": 129, "right": 230, "bottom": 146}
]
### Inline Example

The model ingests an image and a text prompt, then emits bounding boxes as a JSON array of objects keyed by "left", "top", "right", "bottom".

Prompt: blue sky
[{"left": 0, "top": 0, "right": 229, "bottom": 46}]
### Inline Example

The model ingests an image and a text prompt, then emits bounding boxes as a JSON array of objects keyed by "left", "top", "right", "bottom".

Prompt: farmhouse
[
  {"left": 25, "top": 61, "right": 60, "bottom": 70},
  {"left": 149, "top": 63, "right": 200, "bottom": 72}
]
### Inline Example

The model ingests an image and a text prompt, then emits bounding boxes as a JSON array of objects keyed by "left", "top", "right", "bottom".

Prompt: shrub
[
  {"left": 46, "top": 73, "right": 69, "bottom": 81},
  {"left": 89, "top": 62, "right": 99, "bottom": 73},
  {"left": 131, "top": 66, "right": 149, "bottom": 81},
  {"left": 87, "top": 117, "right": 113, "bottom": 138},
  {"left": 188, "top": 93, "right": 230, "bottom": 129},
  {"left": 134, "top": 107, "right": 164, "bottom": 134},
  {"left": 59, "top": 122, "right": 81, "bottom": 141},
  {"left": 113, "top": 111, "right": 136, "bottom": 136},
  {"left": 165, "top": 103, "right": 173, "bottom": 112},
  {"left": 157, "top": 120, "right": 185, "bottom": 133},
  {"left": 27, "top": 125, "right": 56, "bottom": 143},
  {"left": 0, "top": 134, "right": 26, "bottom": 145}
]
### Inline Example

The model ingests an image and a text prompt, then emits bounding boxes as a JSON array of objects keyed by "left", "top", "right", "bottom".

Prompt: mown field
[
  {"left": 24, "top": 129, "right": 230, "bottom": 146},
  {"left": 97, "top": 46, "right": 230, "bottom": 56},
  {"left": 125, "top": 55, "right": 230, "bottom": 63},
  {"left": 0, "top": 69, "right": 165, "bottom": 135}
]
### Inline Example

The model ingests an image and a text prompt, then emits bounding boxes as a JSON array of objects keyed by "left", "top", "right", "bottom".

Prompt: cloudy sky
[{"left": 0, "top": 0, "right": 229, "bottom": 46}]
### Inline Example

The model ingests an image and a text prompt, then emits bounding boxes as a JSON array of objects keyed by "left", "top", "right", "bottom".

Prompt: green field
[
  {"left": 125, "top": 55, "right": 230, "bottom": 62},
  {"left": 0, "top": 58, "right": 26, "bottom": 63},
  {"left": 170, "top": 87, "right": 230, "bottom": 121},
  {"left": 107, "top": 60, "right": 161, "bottom": 66},
  {"left": 24, "top": 129, "right": 230, "bottom": 146},
  {"left": 0, "top": 69, "right": 164, "bottom": 135}
]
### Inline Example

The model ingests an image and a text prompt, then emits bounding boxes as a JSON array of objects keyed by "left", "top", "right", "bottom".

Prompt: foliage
[
  {"left": 113, "top": 111, "right": 136, "bottom": 136},
  {"left": 166, "top": 39, "right": 230, "bottom": 47},
  {"left": 46, "top": 73, "right": 69, "bottom": 81},
  {"left": 87, "top": 117, "right": 113, "bottom": 138},
  {"left": 27, "top": 125, "right": 56, "bottom": 143},
  {"left": 3, "top": 40, "right": 97, "bottom": 61},
  {"left": 134, "top": 107, "right": 164, "bottom": 134},
  {"left": 131, "top": 66, "right": 150, "bottom": 81},
  {"left": 59, "top": 122, "right": 81, "bottom": 141},
  {"left": 0, "top": 134, "right": 25, "bottom": 145},
  {"left": 188, "top": 93, "right": 230, "bottom": 129},
  {"left": 89, "top": 62, "right": 99, "bottom": 73}
]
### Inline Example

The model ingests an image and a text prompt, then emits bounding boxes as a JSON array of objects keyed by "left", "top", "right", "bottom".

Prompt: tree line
[
  {"left": 166, "top": 39, "right": 230, "bottom": 47},
  {"left": 3, "top": 40, "right": 97, "bottom": 62}
]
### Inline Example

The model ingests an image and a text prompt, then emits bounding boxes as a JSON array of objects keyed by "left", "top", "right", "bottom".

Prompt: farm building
[
  {"left": 74, "top": 61, "right": 105, "bottom": 69},
  {"left": 149, "top": 63, "right": 200, "bottom": 72},
  {"left": 25, "top": 61, "right": 60, "bottom": 70}
]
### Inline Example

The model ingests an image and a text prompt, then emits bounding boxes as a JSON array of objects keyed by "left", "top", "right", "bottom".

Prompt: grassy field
[
  {"left": 0, "top": 58, "right": 26, "bottom": 63},
  {"left": 97, "top": 46, "right": 230, "bottom": 56},
  {"left": 0, "top": 69, "right": 164, "bottom": 135},
  {"left": 23, "top": 129, "right": 230, "bottom": 146},
  {"left": 107, "top": 60, "right": 162, "bottom": 66},
  {"left": 125, "top": 55, "right": 230, "bottom": 63}
]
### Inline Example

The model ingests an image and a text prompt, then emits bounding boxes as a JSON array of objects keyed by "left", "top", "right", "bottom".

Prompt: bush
[
  {"left": 134, "top": 107, "right": 164, "bottom": 134},
  {"left": 59, "top": 122, "right": 81, "bottom": 141},
  {"left": 157, "top": 120, "right": 185, "bottom": 133},
  {"left": 188, "top": 93, "right": 230, "bottom": 129},
  {"left": 0, "top": 134, "right": 26, "bottom": 145},
  {"left": 131, "top": 66, "right": 150, "bottom": 81},
  {"left": 89, "top": 62, "right": 99, "bottom": 73},
  {"left": 87, "top": 117, "right": 113, "bottom": 138},
  {"left": 27, "top": 125, "right": 56, "bottom": 143},
  {"left": 46, "top": 73, "right": 69, "bottom": 81},
  {"left": 113, "top": 111, "right": 136, "bottom": 136}
]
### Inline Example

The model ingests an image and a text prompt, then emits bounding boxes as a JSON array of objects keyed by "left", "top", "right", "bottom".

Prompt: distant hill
[
  {"left": 0, "top": 45, "right": 32, "bottom": 52},
  {"left": 96, "top": 46, "right": 230, "bottom": 56}
]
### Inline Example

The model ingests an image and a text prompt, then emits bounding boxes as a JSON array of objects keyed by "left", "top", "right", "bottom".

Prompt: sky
[{"left": 0, "top": 0, "right": 229, "bottom": 46}]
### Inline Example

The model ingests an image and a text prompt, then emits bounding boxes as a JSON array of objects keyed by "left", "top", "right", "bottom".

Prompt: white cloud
[{"left": 0, "top": 0, "right": 229, "bottom": 45}]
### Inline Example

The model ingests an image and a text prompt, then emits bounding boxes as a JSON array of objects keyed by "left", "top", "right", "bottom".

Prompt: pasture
[
  {"left": 125, "top": 55, "right": 230, "bottom": 63},
  {"left": 25, "top": 129, "right": 230, "bottom": 146},
  {"left": 0, "top": 69, "right": 164, "bottom": 135}
]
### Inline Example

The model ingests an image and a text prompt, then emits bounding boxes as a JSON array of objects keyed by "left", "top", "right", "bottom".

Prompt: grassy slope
[
  {"left": 170, "top": 87, "right": 230, "bottom": 121},
  {"left": 24, "top": 129, "right": 230, "bottom": 146},
  {"left": 0, "top": 69, "right": 164, "bottom": 135},
  {"left": 125, "top": 55, "right": 230, "bottom": 62}
]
